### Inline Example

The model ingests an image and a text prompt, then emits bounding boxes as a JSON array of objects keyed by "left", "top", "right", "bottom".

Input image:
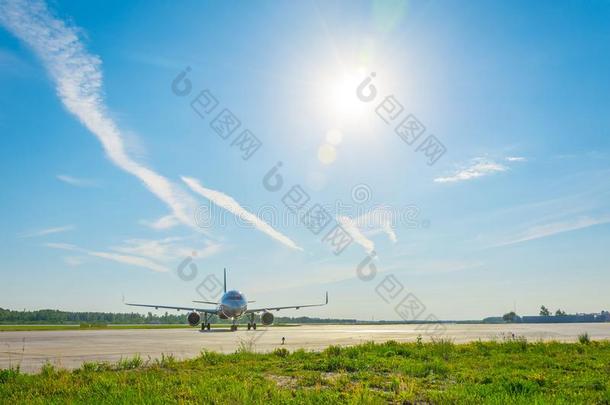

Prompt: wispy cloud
[
  {"left": 182, "top": 176, "right": 302, "bottom": 251},
  {"left": 496, "top": 215, "right": 610, "bottom": 247},
  {"left": 111, "top": 237, "right": 222, "bottom": 262},
  {"left": 19, "top": 225, "right": 74, "bottom": 238},
  {"left": 505, "top": 156, "right": 526, "bottom": 162},
  {"left": 46, "top": 236, "right": 222, "bottom": 273},
  {"left": 354, "top": 207, "right": 398, "bottom": 243},
  {"left": 0, "top": 0, "right": 198, "bottom": 229},
  {"left": 87, "top": 251, "right": 170, "bottom": 273},
  {"left": 63, "top": 256, "right": 85, "bottom": 266},
  {"left": 47, "top": 242, "right": 170, "bottom": 272},
  {"left": 434, "top": 158, "right": 508, "bottom": 183},
  {"left": 45, "top": 242, "right": 78, "bottom": 250},
  {"left": 140, "top": 215, "right": 180, "bottom": 230},
  {"left": 336, "top": 216, "right": 375, "bottom": 254},
  {"left": 335, "top": 206, "right": 398, "bottom": 254},
  {"left": 56, "top": 174, "right": 97, "bottom": 187}
]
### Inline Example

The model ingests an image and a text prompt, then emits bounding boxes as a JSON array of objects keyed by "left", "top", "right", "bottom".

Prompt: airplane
[{"left": 125, "top": 269, "right": 328, "bottom": 331}]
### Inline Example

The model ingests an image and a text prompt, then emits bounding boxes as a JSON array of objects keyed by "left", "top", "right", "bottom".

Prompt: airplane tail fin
[{"left": 223, "top": 268, "right": 227, "bottom": 293}]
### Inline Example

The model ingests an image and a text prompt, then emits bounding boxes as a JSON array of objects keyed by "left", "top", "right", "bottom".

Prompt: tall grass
[
  {"left": 1, "top": 340, "right": 609, "bottom": 404},
  {"left": 579, "top": 332, "right": 591, "bottom": 345}
]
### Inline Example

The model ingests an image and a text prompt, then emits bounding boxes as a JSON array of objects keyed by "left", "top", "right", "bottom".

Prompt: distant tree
[
  {"left": 539, "top": 305, "right": 551, "bottom": 316},
  {"left": 555, "top": 309, "right": 567, "bottom": 316},
  {"left": 502, "top": 311, "right": 519, "bottom": 323}
]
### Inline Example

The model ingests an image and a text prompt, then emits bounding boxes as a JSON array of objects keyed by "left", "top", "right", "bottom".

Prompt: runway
[{"left": 2, "top": 323, "right": 609, "bottom": 373}]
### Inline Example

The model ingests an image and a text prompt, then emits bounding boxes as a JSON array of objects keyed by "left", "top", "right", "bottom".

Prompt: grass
[
  {"left": 0, "top": 323, "right": 298, "bottom": 332},
  {"left": 1, "top": 339, "right": 609, "bottom": 404}
]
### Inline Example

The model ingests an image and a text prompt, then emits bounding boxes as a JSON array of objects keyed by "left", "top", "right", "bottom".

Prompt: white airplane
[{"left": 126, "top": 269, "right": 328, "bottom": 331}]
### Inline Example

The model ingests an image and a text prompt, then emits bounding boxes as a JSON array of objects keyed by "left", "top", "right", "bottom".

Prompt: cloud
[
  {"left": 336, "top": 216, "right": 375, "bottom": 254},
  {"left": 63, "top": 256, "right": 85, "bottom": 266},
  {"left": 89, "top": 251, "right": 171, "bottom": 273},
  {"left": 497, "top": 215, "right": 610, "bottom": 247},
  {"left": 140, "top": 215, "right": 180, "bottom": 230},
  {"left": 19, "top": 225, "right": 74, "bottom": 238},
  {"left": 332, "top": 205, "right": 400, "bottom": 254},
  {"left": 354, "top": 206, "right": 397, "bottom": 243},
  {"left": 182, "top": 176, "right": 302, "bottom": 251},
  {"left": 505, "top": 156, "right": 526, "bottom": 162},
  {"left": 334, "top": 205, "right": 399, "bottom": 254},
  {"left": 46, "top": 237, "right": 222, "bottom": 273},
  {"left": 45, "top": 242, "right": 78, "bottom": 250},
  {"left": 0, "top": 0, "right": 198, "bottom": 229},
  {"left": 56, "top": 174, "right": 97, "bottom": 187},
  {"left": 195, "top": 240, "right": 224, "bottom": 259},
  {"left": 434, "top": 158, "right": 508, "bottom": 183},
  {"left": 111, "top": 237, "right": 222, "bottom": 262}
]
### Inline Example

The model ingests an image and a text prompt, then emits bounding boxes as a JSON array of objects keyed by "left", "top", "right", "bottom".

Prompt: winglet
[
  {"left": 223, "top": 268, "right": 227, "bottom": 293},
  {"left": 325, "top": 291, "right": 328, "bottom": 305}
]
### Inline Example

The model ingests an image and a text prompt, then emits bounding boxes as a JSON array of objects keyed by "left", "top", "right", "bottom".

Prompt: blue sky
[{"left": 1, "top": 0, "right": 609, "bottom": 320}]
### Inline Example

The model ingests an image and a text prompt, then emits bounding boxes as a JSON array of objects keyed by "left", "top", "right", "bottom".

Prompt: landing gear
[
  {"left": 249, "top": 313, "right": 257, "bottom": 330},
  {"left": 231, "top": 319, "right": 238, "bottom": 331},
  {"left": 201, "top": 314, "right": 211, "bottom": 331}
]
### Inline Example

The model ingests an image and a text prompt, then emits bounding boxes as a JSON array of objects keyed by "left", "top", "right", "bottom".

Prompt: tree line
[
  {"left": 0, "top": 308, "right": 358, "bottom": 325},
  {"left": 538, "top": 305, "right": 567, "bottom": 316},
  {"left": 0, "top": 308, "right": 187, "bottom": 324}
]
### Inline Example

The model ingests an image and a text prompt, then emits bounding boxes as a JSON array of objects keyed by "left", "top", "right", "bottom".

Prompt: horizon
[
  {"left": 1, "top": 0, "right": 609, "bottom": 322},
  {"left": 2, "top": 305, "right": 610, "bottom": 324}
]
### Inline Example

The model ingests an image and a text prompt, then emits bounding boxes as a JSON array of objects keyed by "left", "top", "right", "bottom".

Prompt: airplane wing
[
  {"left": 192, "top": 300, "right": 256, "bottom": 304},
  {"left": 192, "top": 300, "right": 218, "bottom": 305},
  {"left": 125, "top": 302, "right": 217, "bottom": 314},
  {"left": 245, "top": 292, "right": 328, "bottom": 313}
]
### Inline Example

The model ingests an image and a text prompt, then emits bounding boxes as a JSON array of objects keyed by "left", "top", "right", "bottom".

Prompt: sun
[{"left": 324, "top": 67, "right": 369, "bottom": 123}]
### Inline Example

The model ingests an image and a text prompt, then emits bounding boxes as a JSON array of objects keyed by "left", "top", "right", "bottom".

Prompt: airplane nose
[{"left": 221, "top": 301, "right": 242, "bottom": 317}]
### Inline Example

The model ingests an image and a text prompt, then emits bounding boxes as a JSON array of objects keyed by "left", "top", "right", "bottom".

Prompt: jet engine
[
  {"left": 261, "top": 311, "right": 274, "bottom": 326},
  {"left": 187, "top": 311, "right": 201, "bottom": 326}
]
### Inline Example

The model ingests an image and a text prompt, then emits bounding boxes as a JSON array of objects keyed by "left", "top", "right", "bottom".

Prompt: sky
[{"left": 0, "top": 0, "right": 609, "bottom": 321}]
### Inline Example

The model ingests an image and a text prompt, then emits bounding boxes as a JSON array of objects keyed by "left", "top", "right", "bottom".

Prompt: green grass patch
[{"left": 1, "top": 339, "right": 609, "bottom": 403}]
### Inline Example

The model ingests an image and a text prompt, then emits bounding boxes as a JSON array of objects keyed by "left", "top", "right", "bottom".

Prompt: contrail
[
  {"left": 182, "top": 176, "right": 302, "bottom": 251},
  {"left": 0, "top": 0, "right": 198, "bottom": 229}
]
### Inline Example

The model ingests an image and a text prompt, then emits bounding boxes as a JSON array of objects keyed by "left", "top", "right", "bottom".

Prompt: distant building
[
  {"left": 522, "top": 314, "right": 595, "bottom": 323},
  {"left": 484, "top": 311, "right": 610, "bottom": 324},
  {"left": 597, "top": 311, "right": 610, "bottom": 322}
]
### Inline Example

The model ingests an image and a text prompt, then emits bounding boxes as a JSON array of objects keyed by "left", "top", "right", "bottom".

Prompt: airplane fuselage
[{"left": 217, "top": 289, "right": 247, "bottom": 319}]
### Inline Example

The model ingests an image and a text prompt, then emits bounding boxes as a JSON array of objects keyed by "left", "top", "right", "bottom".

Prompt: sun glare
[{"left": 325, "top": 67, "right": 369, "bottom": 122}]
